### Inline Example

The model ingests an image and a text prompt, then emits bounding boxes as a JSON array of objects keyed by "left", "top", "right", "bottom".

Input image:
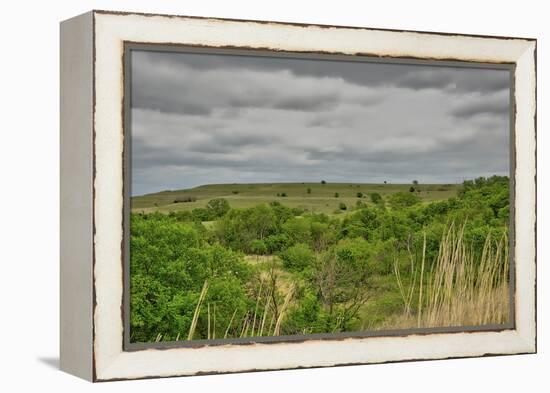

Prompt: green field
[
  {"left": 132, "top": 182, "right": 459, "bottom": 214},
  {"left": 129, "top": 176, "right": 510, "bottom": 343}
]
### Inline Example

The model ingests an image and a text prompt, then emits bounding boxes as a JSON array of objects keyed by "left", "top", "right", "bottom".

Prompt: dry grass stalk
[
  {"left": 240, "top": 312, "right": 250, "bottom": 338},
  {"left": 224, "top": 308, "right": 238, "bottom": 339},
  {"left": 393, "top": 236, "right": 418, "bottom": 316},
  {"left": 273, "top": 284, "right": 295, "bottom": 336},
  {"left": 259, "top": 294, "right": 271, "bottom": 336},
  {"left": 207, "top": 303, "right": 211, "bottom": 340},
  {"left": 212, "top": 303, "right": 217, "bottom": 339},
  {"left": 187, "top": 280, "right": 209, "bottom": 340},
  {"left": 251, "top": 279, "right": 264, "bottom": 337},
  {"left": 391, "top": 223, "right": 509, "bottom": 329},
  {"left": 417, "top": 232, "right": 427, "bottom": 327}
]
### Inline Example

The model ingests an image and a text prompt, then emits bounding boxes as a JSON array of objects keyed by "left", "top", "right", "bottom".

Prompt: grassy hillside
[
  {"left": 132, "top": 182, "right": 459, "bottom": 214},
  {"left": 129, "top": 176, "right": 510, "bottom": 343}
]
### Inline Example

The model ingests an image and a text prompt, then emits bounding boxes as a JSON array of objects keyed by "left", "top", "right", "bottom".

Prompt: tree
[
  {"left": 282, "top": 217, "right": 311, "bottom": 245},
  {"left": 339, "top": 202, "right": 347, "bottom": 210},
  {"left": 412, "top": 180, "right": 419, "bottom": 185},
  {"left": 314, "top": 242, "right": 370, "bottom": 331},
  {"left": 191, "top": 207, "right": 211, "bottom": 221},
  {"left": 250, "top": 239, "right": 268, "bottom": 255},
  {"left": 356, "top": 192, "right": 363, "bottom": 198},
  {"left": 321, "top": 180, "right": 327, "bottom": 184},
  {"left": 307, "top": 188, "right": 312, "bottom": 194},
  {"left": 280, "top": 243, "right": 315, "bottom": 271},
  {"left": 206, "top": 198, "right": 230, "bottom": 218},
  {"left": 310, "top": 221, "right": 335, "bottom": 252}
]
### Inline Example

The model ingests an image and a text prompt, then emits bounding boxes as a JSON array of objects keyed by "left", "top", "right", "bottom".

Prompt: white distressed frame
[{"left": 62, "top": 10, "right": 537, "bottom": 382}]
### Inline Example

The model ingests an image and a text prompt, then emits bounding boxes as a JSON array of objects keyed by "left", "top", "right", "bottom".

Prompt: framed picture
[{"left": 60, "top": 10, "right": 537, "bottom": 382}]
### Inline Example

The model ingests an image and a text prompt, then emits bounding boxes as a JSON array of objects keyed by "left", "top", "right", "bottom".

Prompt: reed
[
  {"left": 224, "top": 308, "right": 238, "bottom": 339},
  {"left": 391, "top": 223, "right": 509, "bottom": 328},
  {"left": 273, "top": 284, "right": 295, "bottom": 336},
  {"left": 187, "top": 280, "right": 209, "bottom": 340}
]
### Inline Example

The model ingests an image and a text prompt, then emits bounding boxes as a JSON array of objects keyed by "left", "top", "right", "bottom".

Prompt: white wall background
[{"left": 0, "top": 0, "right": 546, "bottom": 390}]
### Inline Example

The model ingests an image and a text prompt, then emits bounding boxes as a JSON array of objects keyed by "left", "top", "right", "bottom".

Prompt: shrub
[
  {"left": 307, "top": 188, "right": 312, "bottom": 194},
  {"left": 191, "top": 208, "right": 211, "bottom": 221},
  {"left": 250, "top": 239, "right": 268, "bottom": 255},
  {"left": 339, "top": 202, "right": 347, "bottom": 210},
  {"left": 282, "top": 217, "right": 311, "bottom": 245},
  {"left": 206, "top": 198, "right": 230, "bottom": 218},
  {"left": 265, "top": 234, "right": 291, "bottom": 253},
  {"left": 281, "top": 192, "right": 288, "bottom": 197},
  {"left": 174, "top": 196, "right": 197, "bottom": 203},
  {"left": 279, "top": 243, "right": 315, "bottom": 271},
  {"left": 357, "top": 192, "right": 363, "bottom": 198},
  {"left": 369, "top": 192, "right": 383, "bottom": 205},
  {"left": 389, "top": 192, "right": 421, "bottom": 209},
  {"left": 334, "top": 192, "right": 339, "bottom": 198}
]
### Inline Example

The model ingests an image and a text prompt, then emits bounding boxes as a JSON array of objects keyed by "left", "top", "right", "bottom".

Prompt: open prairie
[
  {"left": 131, "top": 182, "right": 459, "bottom": 214},
  {"left": 129, "top": 177, "right": 510, "bottom": 343}
]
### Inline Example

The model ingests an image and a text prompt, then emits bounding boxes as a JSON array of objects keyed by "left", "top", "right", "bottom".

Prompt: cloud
[
  {"left": 396, "top": 67, "right": 509, "bottom": 94},
  {"left": 131, "top": 51, "right": 382, "bottom": 117},
  {"left": 451, "top": 90, "right": 510, "bottom": 118},
  {"left": 136, "top": 50, "right": 509, "bottom": 95},
  {"left": 130, "top": 50, "right": 510, "bottom": 195}
]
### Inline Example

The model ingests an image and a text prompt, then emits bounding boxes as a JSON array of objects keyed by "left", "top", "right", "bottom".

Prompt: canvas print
[{"left": 128, "top": 49, "right": 511, "bottom": 344}]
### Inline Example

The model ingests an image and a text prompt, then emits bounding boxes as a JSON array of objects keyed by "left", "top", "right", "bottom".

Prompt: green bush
[
  {"left": 250, "top": 239, "right": 268, "bottom": 255},
  {"left": 279, "top": 243, "right": 316, "bottom": 271},
  {"left": 206, "top": 198, "right": 230, "bottom": 218},
  {"left": 388, "top": 192, "right": 421, "bottom": 209},
  {"left": 369, "top": 192, "right": 383, "bottom": 205}
]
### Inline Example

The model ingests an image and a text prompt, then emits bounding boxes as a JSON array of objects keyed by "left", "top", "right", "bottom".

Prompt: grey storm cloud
[
  {"left": 396, "top": 67, "right": 509, "bottom": 93},
  {"left": 134, "top": 50, "right": 509, "bottom": 93},
  {"left": 131, "top": 52, "right": 379, "bottom": 116},
  {"left": 130, "top": 50, "right": 511, "bottom": 195},
  {"left": 451, "top": 90, "right": 510, "bottom": 118}
]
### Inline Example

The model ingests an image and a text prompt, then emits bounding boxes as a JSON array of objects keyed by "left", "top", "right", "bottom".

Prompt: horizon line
[{"left": 130, "top": 176, "right": 510, "bottom": 197}]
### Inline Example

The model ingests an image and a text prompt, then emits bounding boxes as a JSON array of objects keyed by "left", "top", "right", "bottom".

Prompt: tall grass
[
  {"left": 391, "top": 223, "right": 509, "bottom": 328},
  {"left": 187, "top": 280, "right": 209, "bottom": 340},
  {"left": 180, "top": 276, "right": 295, "bottom": 341}
]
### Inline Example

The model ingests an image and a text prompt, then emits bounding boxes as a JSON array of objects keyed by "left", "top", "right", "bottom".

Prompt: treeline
[{"left": 130, "top": 176, "right": 509, "bottom": 342}]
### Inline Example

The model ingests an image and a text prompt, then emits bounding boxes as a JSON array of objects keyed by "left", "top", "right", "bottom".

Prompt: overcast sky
[{"left": 130, "top": 50, "right": 510, "bottom": 196}]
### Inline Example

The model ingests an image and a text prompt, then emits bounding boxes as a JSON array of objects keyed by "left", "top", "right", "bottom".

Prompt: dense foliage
[{"left": 130, "top": 176, "right": 510, "bottom": 342}]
